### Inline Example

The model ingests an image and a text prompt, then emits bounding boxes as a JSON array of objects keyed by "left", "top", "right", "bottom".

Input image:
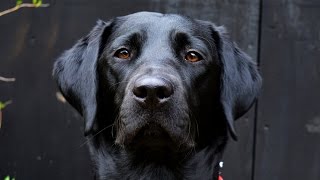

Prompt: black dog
[{"left": 53, "top": 12, "right": 261, "bottom": 180}]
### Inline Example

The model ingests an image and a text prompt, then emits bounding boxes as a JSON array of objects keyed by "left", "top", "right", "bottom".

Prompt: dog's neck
[{"left": 88, "top": 136, "right": 227, "bottom": 180}]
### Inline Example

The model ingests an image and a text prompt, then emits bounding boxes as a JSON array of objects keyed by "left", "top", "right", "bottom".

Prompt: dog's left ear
[
  {"left": 211, "top": 25, "right": 262, "bottom": 140},
  {"left": 53, "top": 20, "right": 112, "bottom": 136}
]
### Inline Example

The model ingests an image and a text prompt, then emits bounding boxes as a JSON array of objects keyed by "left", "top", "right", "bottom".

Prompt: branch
[
  {"left": 0, "top": 76, "right": 16, "bottom": 82},
  {"left": 0, "top": 3, "right": 49, "bottom": 17}
]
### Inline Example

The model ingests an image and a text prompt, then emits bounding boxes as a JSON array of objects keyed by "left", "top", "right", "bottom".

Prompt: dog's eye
[
  {"left": 114, "top": 48, "right": 131, "bottom": 59},
  {"left": 185, "top": 51, "right": 203, "bottom": 62}
]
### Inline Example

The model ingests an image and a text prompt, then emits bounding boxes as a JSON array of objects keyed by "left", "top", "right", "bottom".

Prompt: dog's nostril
[
  {"left": 132, "top": 77, "right": 173, "bottom": 102},
  {"left": 156, "top": 86, "right": 172, "bottom": 99},
  {"left": 133, "top": 86, "right": 148, "bottom": 99}
]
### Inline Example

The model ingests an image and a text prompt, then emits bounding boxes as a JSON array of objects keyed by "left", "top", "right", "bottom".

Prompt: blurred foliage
[
  {"left": 16, "top": 0, "right": 23, "bottom": 6},
  {"left": 0, "top": 101, "right": 12, "bottom": 128},
  {"left": 16, "top": 0, "right": 43, "bottom": 7},
  {"left": 32, "top": 0, "right": 43, "bottom": 7},
  {"left": 0, "top": 102, "right": 5, "bottom": 110},
  {"left": 0, "top": 101, "right": 12, "bottom": 110},
  {"left": 3, "top": 175, "right": 15, "bottom": 180}
]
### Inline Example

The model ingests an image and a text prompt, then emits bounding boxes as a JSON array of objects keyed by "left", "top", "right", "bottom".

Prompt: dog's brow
[
  {"left": 172, "top": 31, "right": 190, "bottom": 46},
  {"left": 111, "top": 32, "right": 144, "bottom": 48},
  {"left": 189, "top": 36, "right": 212, "bottom": 54},
  {"left": 171, "top": 30, "right": 211, "bottom": 56}
]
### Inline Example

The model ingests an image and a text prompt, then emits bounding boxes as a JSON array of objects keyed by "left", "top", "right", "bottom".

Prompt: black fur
[{"left": 53, "top": 12, "right": 262, "bottom": 180}]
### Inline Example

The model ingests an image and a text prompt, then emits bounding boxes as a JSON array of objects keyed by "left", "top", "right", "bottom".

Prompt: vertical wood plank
[{"left": 255, "top": 0, "right": 320, "bottom": 179}]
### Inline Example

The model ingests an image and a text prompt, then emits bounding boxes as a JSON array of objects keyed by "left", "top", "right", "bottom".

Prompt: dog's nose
[{"left": 133, "top": 77, "right": 173, "bottom": 106}]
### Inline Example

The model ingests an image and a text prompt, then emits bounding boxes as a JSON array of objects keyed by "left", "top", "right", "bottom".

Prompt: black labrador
[{"left": 53, "top": 12, "right": 261, "bottom": 180}]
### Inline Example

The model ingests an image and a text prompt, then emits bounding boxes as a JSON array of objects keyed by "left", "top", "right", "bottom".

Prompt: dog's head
[{"left": 53, "top": 12, "right": 261, "bottom": 152}]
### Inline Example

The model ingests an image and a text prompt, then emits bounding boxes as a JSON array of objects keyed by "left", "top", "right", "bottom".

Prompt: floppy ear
[
  {"left": 213, "top": 26, "right": 262, "bottom": 140},
  {"left": 53, "top": 20, "right": 112, "bottom": 136}
]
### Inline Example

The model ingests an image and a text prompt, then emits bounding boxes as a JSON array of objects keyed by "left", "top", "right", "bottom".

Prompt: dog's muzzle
[{"left": 115, "top": 70, "right": 194, "bottom": 151}]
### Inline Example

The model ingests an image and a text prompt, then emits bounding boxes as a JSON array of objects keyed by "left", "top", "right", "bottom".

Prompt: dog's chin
[
  {"left": 118, "top": 124, "right": 193, "bottom": 156},
  {"left": 129, "top": 124, "right": 175, "bottom": 151}
]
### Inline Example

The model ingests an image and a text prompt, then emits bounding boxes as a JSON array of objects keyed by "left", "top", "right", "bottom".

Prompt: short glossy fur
[{"left": 53, "top": 12, "right": 262, "bottom": 180}]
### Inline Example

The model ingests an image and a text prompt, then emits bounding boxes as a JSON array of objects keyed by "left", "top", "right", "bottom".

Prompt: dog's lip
[{"left": 129, "top": 124, "right": 175, "bottom": 148}]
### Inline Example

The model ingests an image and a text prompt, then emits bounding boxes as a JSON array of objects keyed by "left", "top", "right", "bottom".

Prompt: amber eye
[
  {"left": 185, "top": 51, "right": 203, "bottom": 62},
  {"left": 114, "top": 48, "right": 131, "bottom": 59}
]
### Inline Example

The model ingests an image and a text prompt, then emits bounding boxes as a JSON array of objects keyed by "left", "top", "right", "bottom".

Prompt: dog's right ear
[
  {"left": 53, "top": 20, "right": 112, "bottom": 136},
  {"left": 209, "top": 25, "right": 262, "bottom": 140}
]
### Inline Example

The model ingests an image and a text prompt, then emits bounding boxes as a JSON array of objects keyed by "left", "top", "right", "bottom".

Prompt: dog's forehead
[{"left": 115, "top": 12, "right": 197, "bottom": 35}]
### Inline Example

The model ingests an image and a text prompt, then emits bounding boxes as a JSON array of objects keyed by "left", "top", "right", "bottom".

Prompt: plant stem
[{"left": 0, "top": 3, "right": 50, "bottom": 17}]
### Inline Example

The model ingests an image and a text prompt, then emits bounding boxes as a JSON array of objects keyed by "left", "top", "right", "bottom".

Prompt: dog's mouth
[{"left": 128, "top": 124, "right": 175, "bottom": 151}]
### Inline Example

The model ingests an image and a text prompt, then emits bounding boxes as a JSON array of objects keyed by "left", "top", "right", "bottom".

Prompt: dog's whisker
[
  {"left": 188, "top": 108, "right": 199, "bottom": 139},
  {"left": 112, "top": 113, "right": 121, "bottom": 138},
  {"left": 184, "top": 111, "right": 194, "bottom": 144},
  {"left": 111, "top": 104, "right": 123, "bottom": 139},
  {"left": 111, "top": 122, "right": 115, "bottom": 138},
  {"left": 108, "top": 80, "right": 131, "bottom": 88},
  {"left": 192, "top": 114, "right": 200, "bottom": 138},
  {"left": 78, "top": 123, "right": 114, "bottom": 148}
]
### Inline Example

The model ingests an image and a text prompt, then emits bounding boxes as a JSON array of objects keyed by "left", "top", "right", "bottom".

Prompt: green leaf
[
  {"left": 0, "top": 101, "right": 12, "bottom": 110},
  {"left": 36, "top": 1, "right": 42, "bottom": 7},
  {"left": 4, "top": 175, "right": 10, "bottom": 180},
  {"left": 0, "top": 102, "right": 5, "bottom": 110},
  {"left": 16, "top": 0, "right": 23, "bottom": 6},
  {"left": 32, "top": 0, "right": 42, "bottom": 7}
]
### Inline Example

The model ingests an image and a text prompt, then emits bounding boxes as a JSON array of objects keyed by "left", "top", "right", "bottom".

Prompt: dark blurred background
[{"left": 0, "top": 0, "right": 319, "bottom": 179}]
